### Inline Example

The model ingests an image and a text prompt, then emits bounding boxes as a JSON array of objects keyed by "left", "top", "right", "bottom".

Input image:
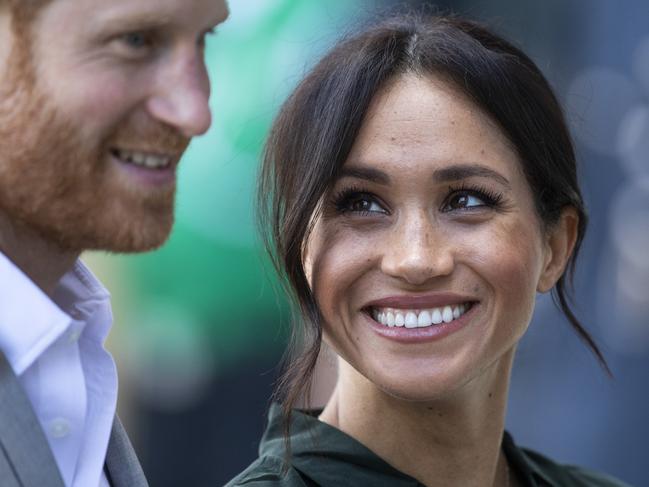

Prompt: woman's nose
[{"left": 380, "top": 211, "right": 454, "bottom": 286}]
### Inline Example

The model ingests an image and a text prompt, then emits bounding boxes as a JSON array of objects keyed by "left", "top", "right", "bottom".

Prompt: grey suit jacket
[{"left": 0, "top": 353, "right": 148, "bottom": 487}]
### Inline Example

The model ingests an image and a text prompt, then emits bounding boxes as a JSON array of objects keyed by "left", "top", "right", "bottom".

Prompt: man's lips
[{"left": 110, "top": 147, "right": 179, "bottom": 170}]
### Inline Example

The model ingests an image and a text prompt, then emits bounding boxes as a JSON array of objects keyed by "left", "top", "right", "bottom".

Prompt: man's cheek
[{"left": 49, "top": 70, "right": 135, "bottom": 124}]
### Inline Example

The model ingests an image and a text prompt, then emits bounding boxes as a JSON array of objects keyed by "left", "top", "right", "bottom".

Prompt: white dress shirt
[{"left": 0, "top": 252, "right": 118, "bottom": 487}]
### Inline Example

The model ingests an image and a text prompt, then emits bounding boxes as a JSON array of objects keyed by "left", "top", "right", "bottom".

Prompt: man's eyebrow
[
  {"left": 337, "top": 166, "right": 390, "bottom": 185},
  {"left": 433, "top": 164, "right": 511, "bottom": 188},
  {"left": 92, "top": 13, "right": 173, "bottom": 33},
  {"left": 92, "top": 8, "right": 229, "bottom": 33}
]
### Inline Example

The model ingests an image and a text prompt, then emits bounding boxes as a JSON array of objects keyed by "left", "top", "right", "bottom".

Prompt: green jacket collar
[{"left": 260, "top": 404, "right": 553, "bottom": 486}]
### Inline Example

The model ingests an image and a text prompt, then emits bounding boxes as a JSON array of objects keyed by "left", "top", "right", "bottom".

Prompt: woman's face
[{"left": 304, "top": 74, "right": 567, "bottom": 401}]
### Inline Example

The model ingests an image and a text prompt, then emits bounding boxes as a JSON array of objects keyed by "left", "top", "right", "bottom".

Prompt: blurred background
[{"left": 84, "top": 0, "right": 649, "bottom": 485}]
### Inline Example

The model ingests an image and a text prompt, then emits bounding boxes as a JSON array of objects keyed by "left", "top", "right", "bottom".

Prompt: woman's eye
[
  {"left": 354, "top": 199, "right": 381, "bottom": 213},
  {"left": 444, "top": 192, "right": 487, "bottom": 211},
  {"left": 336, "top": 192, "right": 386, "bottom": 215}
]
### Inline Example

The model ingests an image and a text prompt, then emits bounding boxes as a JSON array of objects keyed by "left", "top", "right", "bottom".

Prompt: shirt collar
[
  {"left": 52, "top": 259, "right": 112, "bottom": 342},
  {"left": 0, "top": 252, "right": 111, "bottom": 376}
]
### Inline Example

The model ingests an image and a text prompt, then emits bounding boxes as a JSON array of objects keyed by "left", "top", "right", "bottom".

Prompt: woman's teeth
[{"left": 371, "top": 304, "right": 471, "bottom": 328}]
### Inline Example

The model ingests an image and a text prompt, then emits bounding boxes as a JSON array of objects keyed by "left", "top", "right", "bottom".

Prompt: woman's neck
[{"left": 319, "top": 349, "right": 516, "bottom": 487}]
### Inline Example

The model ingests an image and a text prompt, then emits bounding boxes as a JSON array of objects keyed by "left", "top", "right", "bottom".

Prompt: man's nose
[
  {"left": 380, "top": 210, "right": 454, "bottom": 286},
  {"left": 146, "top": 48, "right": 212, "bottom": 138}
]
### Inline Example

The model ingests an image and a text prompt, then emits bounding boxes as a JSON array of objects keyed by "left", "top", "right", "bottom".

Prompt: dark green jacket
[{"left": 227, "top": 404, "right": 633, "bottom": 487}]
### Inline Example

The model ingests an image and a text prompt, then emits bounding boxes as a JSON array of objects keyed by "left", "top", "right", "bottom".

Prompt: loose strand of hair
[{"left": 553, "top": 278, "right": 611, "bottom": 376}]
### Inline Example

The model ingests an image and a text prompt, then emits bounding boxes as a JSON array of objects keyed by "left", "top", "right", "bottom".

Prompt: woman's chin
[{"left": 365, "top": 368, "right": 475, "bottom": 404}]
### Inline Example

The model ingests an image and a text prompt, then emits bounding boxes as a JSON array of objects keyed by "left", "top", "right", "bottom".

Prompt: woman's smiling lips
[{"left": 363, "top": 293, "right": 479, "bottom": 343}]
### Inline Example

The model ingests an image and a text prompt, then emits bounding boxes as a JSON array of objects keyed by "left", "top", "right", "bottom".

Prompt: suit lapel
[
  {"left": 105, "top": 416, "right": 148, "bottom": 487},
  {"left": 0, "top": 353, "right": 65, "bottom": 487},
  {"left": 0, "top": 354, "right": 148, "bottom": 487}
]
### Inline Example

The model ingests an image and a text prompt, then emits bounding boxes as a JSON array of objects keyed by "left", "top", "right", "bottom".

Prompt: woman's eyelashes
[
  {"left": 332, "top": 186, "right": 388, "bottom": 216},
  {"left": 331, "top": 182, "right": 505, "bottom": 217},
  {"left": 440, "top": 184, "right": 505, "bottom": 212}
]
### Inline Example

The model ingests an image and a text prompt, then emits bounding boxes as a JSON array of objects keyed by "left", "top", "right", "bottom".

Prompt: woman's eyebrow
[
  {"left": 337, "top": 163, "right": 511, "bottom": 188},
  {"left": 337, "top": 166, "right": 390, "bottom": 185},
  {"left": 433, "top": 164, "right": 511, "bottom": 188}
]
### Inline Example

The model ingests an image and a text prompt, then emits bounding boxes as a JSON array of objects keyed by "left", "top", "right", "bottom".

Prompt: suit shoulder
[{"left": 225, "top": 455, "right": 309, "bottom": 487}]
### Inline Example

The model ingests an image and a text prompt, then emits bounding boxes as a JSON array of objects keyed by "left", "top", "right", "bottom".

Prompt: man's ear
[{"left": 537, "top": 207, "right": 579, "bottom": 293}]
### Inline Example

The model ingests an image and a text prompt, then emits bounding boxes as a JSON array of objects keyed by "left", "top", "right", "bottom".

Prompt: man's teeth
[
  {"left": 371, "top": 304, "right": 471, "bottom": 328},
  {"left": 114, "top": 149, "right": 171, "bottom": 169}
]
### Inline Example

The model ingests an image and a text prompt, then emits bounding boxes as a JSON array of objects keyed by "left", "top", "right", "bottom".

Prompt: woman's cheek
[
  {"left": 464, "top": 220, "right": 544, "bottom": 327},
  {"left": 309, "top": 223, "right": 377, "bottom": 317}
]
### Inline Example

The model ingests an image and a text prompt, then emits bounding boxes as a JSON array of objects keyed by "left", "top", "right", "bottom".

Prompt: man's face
[{"left": 0, "top": 0, "right": 229, "bottom": 252}]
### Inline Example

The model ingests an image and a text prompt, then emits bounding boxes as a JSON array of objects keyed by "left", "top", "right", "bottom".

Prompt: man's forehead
[
  {"left": 41, "top": 0, "right": 229, "bottom": 32},
  {"left": 4, "top": 0, "right": 52, "bottom": 23}
]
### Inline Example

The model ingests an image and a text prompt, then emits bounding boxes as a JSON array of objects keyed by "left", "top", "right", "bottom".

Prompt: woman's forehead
[{"left": 343, "top": 74, "right": 521, "bottom": 181}]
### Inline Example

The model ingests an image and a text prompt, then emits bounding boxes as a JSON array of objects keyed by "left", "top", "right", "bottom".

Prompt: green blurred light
[{"left": 120, "top": 0, "right": 361, "bottom": 368}]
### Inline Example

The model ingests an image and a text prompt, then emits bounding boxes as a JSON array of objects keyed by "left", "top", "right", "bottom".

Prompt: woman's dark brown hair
[{"left": 257, "top": 12, "right": 609, "bottom": 452}]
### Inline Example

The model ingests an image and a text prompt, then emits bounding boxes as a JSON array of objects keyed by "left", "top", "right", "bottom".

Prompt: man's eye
[
  {"left": 111, "top": 31, "right": 157, "bottom": 59},
  {"left": 121, "top": 32, "right": 152, "bottom": 50}
]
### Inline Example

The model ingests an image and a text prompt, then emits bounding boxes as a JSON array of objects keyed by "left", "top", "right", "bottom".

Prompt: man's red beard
[{"left": 0, "top": 25, "right": 190, "bottom": 253}]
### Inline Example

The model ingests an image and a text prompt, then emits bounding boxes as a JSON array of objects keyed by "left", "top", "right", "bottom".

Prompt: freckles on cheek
[
  {"left": 469, "top": 222, "right": 543, "bottom": 305},
  {"left": 310, "top": 228, "right": 376, "bottom": 321}
]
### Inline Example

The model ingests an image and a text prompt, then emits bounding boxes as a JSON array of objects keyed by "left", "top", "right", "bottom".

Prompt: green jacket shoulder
[
  {"left": 520, "top": 447, "right": 634, "bottom": 487},
  {"left": 225, "top": 455, "right": 307, "bottom": 487}
]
